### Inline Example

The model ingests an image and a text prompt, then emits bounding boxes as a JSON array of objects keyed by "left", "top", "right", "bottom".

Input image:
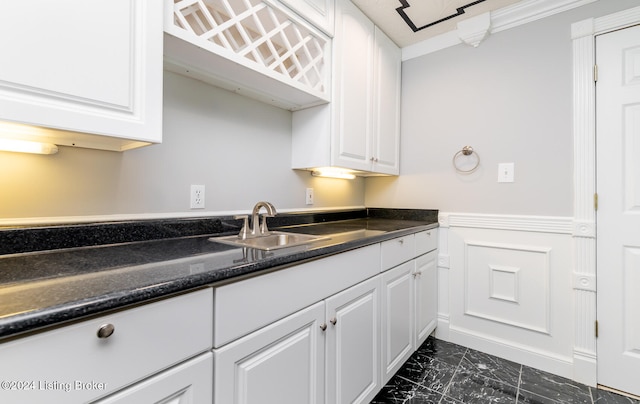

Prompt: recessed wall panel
[
  {"left": 623, "top": 246, "right": 640, "bottom": 357},
  {"left": 624, "top": 46, "right": 640, "bottom": 85},
  {"left": 489, "top": 265, "right": 520, "bottom": 303},
  {"left": 464, "top": 241, "right": 550, "bottom": 334},
  {"left": 624, "top": 103, "right": 640, "bottom": 213}
]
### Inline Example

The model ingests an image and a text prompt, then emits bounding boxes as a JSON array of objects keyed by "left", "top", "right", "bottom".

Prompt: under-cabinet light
[
  {"left": 311, "top": 169, "right": 356, "bottom": 180},
  {"left": 0, "top": 138, "right": 58, "bottom": 155}
]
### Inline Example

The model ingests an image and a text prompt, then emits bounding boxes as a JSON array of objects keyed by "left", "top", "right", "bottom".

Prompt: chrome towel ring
[{"left": 453, "top": 146, "right": 480, "bottom": 173}]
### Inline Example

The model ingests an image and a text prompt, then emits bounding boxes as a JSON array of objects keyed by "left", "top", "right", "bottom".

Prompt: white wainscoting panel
[
  {"left": 440, "top": 213, "right": 575, "bottom": 379},
  {"left": 464, "top": 241, "right": 551, "bottom": 335}
]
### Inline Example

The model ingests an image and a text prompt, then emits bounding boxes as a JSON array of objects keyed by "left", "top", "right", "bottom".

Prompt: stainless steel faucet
[
  {"left": 251, "top": 201, "right": 276, "bottom": 236},
  {"left": 234, "top": 201, "right": 277, "bottom": 240}
]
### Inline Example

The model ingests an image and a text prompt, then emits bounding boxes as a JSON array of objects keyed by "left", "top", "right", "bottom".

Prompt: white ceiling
[{"left": 351, "top": 0, "right": 522, "bottom": 48}]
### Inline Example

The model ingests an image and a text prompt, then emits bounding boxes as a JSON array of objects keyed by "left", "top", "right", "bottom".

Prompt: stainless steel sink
[{"left": 210, "top": 231, "right": 328, "bottom": 251}]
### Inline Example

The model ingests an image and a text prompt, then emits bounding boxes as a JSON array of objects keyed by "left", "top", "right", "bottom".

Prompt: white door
[{"left": 596, "top": 23, "right": 640, "bottom": 397}]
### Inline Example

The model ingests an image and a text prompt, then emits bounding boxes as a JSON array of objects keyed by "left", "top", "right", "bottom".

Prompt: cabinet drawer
[
  {"left": 213, "top": 244, "right": 380, "bottom": 347},
  {"left": 415, "top": 229, "right": 438, "bottom": 256},
  {"left": 0, "top": 288, "right": 213, "bottom": 404},
  {"left": 380, "top": 234, "right": 415, "bottom": 271}
]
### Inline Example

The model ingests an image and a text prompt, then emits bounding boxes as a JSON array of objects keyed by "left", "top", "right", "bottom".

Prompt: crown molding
[{"left": 402, "top": 0, "right": 598, "bottom": 61}]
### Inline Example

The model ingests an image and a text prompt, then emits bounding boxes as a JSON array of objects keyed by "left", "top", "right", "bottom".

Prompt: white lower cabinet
[
  {"left": 213, "top": 276, "right": 382, "bottom": 404},
  {"left": 213, "top": 302, "right": 326, "bottom": 404},
  {"left": 0, "top": 289, "right": 213, "bottom": 404},
  {"left": 212, "top": 229, "right": 439, "bottom": 404},
  {"left": 92, "top": 352, "right": 212, "bottom": 403},
  {"left": 414, "top": 250, "right": 438, "bottom": 348},
  {"left": 381, "top": 261, "right": 415, "bottom": 384},
  {"left": 325, "top": 276, "right": 381, "bottom": 404}
]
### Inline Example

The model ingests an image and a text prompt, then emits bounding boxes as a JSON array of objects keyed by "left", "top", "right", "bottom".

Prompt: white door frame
[{"left": 571, "top": 5, "right": 640, "bottom": 386}]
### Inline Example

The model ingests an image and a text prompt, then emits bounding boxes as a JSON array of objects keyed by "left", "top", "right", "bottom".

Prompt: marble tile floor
[{"left": 371, "top": 336, "right": 639, "bottom": 404}]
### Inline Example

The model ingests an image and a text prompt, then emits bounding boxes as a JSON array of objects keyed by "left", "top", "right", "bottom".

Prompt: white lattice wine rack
[{"left": 164, "top": 0, "right": 331, "bottom": 109}]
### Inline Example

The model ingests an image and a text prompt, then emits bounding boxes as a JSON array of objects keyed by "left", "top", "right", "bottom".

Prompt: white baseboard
[{"left": 449, "top": 326, "right": 575, "bottom": 380}]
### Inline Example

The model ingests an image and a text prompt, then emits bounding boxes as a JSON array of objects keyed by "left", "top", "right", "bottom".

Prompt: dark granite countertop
[{"left": 0, "top": 208, "right": 438, "bottom": 340}]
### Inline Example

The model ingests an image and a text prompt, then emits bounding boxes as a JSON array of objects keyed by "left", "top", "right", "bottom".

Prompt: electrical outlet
[
  {"left": 190, "top": 185, "right": 205, "bottom": 209},
  {"left": 305, "top": 188, "right": 314, "bottom": 205}
]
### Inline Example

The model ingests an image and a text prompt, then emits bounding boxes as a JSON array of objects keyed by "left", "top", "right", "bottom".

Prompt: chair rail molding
[{"left": 571, "top": 4, "right": 640, "bottom": 386}]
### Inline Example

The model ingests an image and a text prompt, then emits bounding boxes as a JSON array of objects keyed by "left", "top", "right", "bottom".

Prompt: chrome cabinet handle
[
  {"left": 320, "top": 323, "right": 327, "bottom": 331},
  {"left": 330, "top": 317, "right": 337, "bottom": 325},
  {"left": 398, "top": 239, "right": 404, "bottom": 245},
  {"left": 97, "top": 323, "right": 115, "bottom": 339},
  {"left": 413, "top": 271, "right": 422, "bottom": 278}
]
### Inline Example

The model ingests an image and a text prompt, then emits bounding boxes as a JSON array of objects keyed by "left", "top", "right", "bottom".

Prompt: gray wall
[
  {"left": 364, "top": 0, "right": 638, "bottom": 216},
  {"left": 0, "top": 72, "right": 364, "bottom": 221}
]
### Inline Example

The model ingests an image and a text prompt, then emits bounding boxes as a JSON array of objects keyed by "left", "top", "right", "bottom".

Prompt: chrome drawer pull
[{"left": 97, "top": 323, "right": 115, "bottom": 339}]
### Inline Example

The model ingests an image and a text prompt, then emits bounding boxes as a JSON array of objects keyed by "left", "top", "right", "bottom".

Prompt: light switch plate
[{"left": 498, "top": 163, "right": 514, "bottom": 183}]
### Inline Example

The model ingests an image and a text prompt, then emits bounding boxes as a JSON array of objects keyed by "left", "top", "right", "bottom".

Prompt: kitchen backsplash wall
[{"left": 0, "top": 72, "right": 364, "bottom": 223}]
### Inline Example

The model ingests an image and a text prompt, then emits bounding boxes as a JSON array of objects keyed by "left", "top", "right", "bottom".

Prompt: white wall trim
[
  {"left": 449, "top": 326, "right": 574, "bottom": 379},
  {"left": 491, "top": 0, "right": 596, "bottom": 33},
  {"left": 573, "top": 220, "right": 596, "bottom": 238},
  {"left": 402, "top": 0, "right": 597, "bottom": 61},
  {"left": 571, "top": 4, "right": 640, "bottom": 386},
  {"left": 0, "top": 205, "right": 367, "bottom": 227},
  {"left": 439, "top": 212, "right": 573, "bottom": 234}
]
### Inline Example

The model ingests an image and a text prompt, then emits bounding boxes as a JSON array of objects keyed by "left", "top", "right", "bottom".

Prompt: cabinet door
[
  {"left": 278, "top": 0, "right": 335, "bottom": 35},
  {"left": 0, "top": 0, "right": 162, "bottom": 150},
  {"left": 325, "top": 276, "right": 381, "bottom": 404},
  {"left": 332, "top": 0, "right": 374, "bottom": 171},
  {"left": 415, "top": 250, "right": 438, "bottom": 347},
  {"left": 381, "top": 261, "right": 414, "bottom": 384},
  {"left": 372, "top": 27, "right": 401, "bottom": 175},
  {"left": 214, "top": 302, "right": 325, "bottom": 404},
  {"left": 92, "top": 353, "right": 212, "bottom": 404}
]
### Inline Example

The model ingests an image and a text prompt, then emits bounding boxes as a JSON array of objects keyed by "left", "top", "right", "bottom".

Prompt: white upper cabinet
[
  {"left": 164, "top": 0, "right": 332, "bottom": 111},
  {"left": 279, "top": 0, "right": 335, "bottom": 36},
  {"left": 292, "top": 0, "right": 401, "bottom": 176},
  {"left": 372, "top": 26, "right": 401, "bottom": 175},
  {"left": 0, "top": 0, "right": 163, "bottom": 151}
]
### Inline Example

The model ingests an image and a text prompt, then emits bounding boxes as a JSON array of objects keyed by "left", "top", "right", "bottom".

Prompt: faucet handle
[
  {"left": 259, "top": 213, "right": 273, "bottom": 235},
  {"left": 234, "top": 215, "right": 250, "bottom": 240}
]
